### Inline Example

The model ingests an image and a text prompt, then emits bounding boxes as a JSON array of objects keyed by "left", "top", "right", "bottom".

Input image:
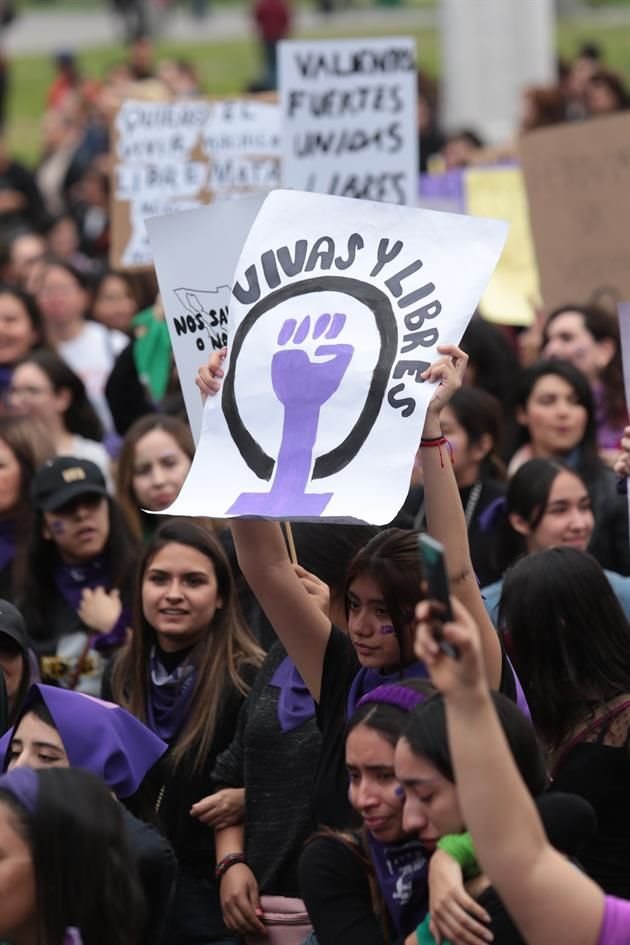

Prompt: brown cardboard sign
[{"left": 519, "top": 113, "right": 630, "bottom": 314}]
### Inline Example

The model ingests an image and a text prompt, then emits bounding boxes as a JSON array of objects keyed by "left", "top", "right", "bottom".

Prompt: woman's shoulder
[
  {"left": 299, "top": 830, "right": 368, "bottom": 880},
  {"left": 507, "top": 445, "right": 533, "bottom": 477}
]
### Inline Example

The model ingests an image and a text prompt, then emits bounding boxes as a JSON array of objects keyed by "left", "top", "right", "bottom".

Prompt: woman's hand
[
  {"left": 220, "top": 862, "right": 266, "bottom": 936},
  {"left": 414, "top": 596, "right": 486, "bottom": 697},
  {"left": 78, "top": 587, "right": 122, "bottom": 634},
  {"left": 293, "top": 563, "right": 330, "bottom": 617},
  {"left": 421, "top": 344, "right": 468, "bottom": 438},
  {"left": 190, "top": 788, "right": 244, "bottom": 830},
  {"left": 196, "top": 347, "right": 226, "bottom": 403},
  {"left": 428, "top": 850, "right": 493, "bottom": 945},
  {"left": 613, "top": 426, "right": 630, "bottom": 478}
]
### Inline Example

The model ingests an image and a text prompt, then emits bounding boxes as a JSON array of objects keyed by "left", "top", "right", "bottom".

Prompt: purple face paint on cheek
[
  {"left": 50, "top": 520, "right": 65, "bottom": 536},
  {"left": 380, "top": 625, "right": 396, "bottom": 635}
]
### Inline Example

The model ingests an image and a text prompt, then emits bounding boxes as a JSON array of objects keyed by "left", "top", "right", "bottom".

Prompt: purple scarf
[
  {"left": 145, "top": 646, "right": 197, "bottom": 743},
  {"left": 54, "top": 556, "right": 130, "bottom": 650},
  {"left": 346, "top": 661, "right": 430, "bottom": 719},
  {"left": 0, "top": 765, "right": 38, "bottom": 812},
  {"left": 269, "top": 655, "right": 315, "bottom": 733},
  {"left": 0, "top": 518, "right": 16, "bottom": 572},
  {"left": 366, "top": 832, "right": 429, "bottom": 935},
  {"left": 0, "top": 683, "right": 167, "bottom": 798}
]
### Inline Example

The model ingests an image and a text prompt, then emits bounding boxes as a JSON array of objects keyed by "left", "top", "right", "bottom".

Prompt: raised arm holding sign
[{"left": 200, "top": 343, "right": 503, "bottom": 703}]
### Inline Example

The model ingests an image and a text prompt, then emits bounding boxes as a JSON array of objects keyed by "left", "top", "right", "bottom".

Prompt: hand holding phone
[{"left": 417, "top": 534, "right": 459, "bottom": 660}]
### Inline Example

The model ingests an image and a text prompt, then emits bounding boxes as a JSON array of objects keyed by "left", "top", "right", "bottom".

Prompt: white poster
[
  {"left": 154, "top": 189, "right": 507, "bottom": 524},
  {"left": 146, "top": 194, "right": 267, "bottom": 442},
  {"left": 279, "top": 37, "right": 418, "bottom": 207},
  {"left": 113, "top": 98, "right": 281, "bottom": 268}
]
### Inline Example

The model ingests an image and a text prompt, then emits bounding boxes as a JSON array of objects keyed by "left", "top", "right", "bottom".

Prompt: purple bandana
[
  {"left": 357, "top": 683, "right": 428, "bottom": 714},
  {"left": 366, "top": 832, "right": 428, "bottom": 935},
  {"left": 0, "top": 765, "right": 38, "bottom": 813},
  {"left": 54, "top": 556, "right": 130, "bottom": 650},
  {"left": 0, "top": 684, "right": 167, "bottom": 798},
  {"left": 347, "top": 661, "right": 430, "bottom": 719},
  {"left": 0, "top": 518, "right": 16, "bottom": 572},
  {"left": 146, "top": 646, "right": 197, "bottom": 743},
  {"left": 269, "top": 655, "right": 315, "bottom": 733}
]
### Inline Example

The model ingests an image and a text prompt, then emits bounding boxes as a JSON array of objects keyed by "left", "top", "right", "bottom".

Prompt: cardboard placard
[{"left": 520, "top": 114, "right": 630, "bottom": 313}]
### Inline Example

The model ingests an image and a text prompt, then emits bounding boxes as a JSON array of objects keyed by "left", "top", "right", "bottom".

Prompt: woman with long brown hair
[
  {"left": 108, "top": 518, "right": 264, "bottom": 945},
  {"left": 116, "top": 414, "right": 195, "bottom": 542},
  {"left": 0, "top": 414, "right": 55, "bottom": 600}
]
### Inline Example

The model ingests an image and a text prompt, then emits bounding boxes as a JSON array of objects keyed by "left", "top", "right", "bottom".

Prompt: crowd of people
[
  {"left": 420, "top": 40, "right": 630, "bottom": 171},
  {"left": 0, "top": 20, "right": 628, "bottom": 945}
]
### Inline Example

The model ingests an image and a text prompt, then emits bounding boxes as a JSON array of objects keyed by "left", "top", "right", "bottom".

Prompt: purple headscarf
[
  {"left": 0, "top": 765, "right": 38, "bottom": 813},
  {"left": 0, "top": 684, "right": 167, "bottom": 798}
]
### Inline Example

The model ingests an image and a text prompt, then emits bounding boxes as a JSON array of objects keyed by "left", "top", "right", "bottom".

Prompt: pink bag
[{"left": 245, "top": 896, "right": 312, "bottom": 945}]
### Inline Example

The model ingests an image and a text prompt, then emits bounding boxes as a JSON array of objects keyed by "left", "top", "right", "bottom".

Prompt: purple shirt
[{"left": 599, "top": 896, "right": 630, "bottom": 945}]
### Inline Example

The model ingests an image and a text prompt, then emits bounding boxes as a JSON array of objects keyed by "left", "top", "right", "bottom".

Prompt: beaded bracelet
[
  {"left": 419, "top": 435, "right": 454, "bottom": 468},
  {"left": 215, "top": 852, "right": 246, "bottom": 881}
]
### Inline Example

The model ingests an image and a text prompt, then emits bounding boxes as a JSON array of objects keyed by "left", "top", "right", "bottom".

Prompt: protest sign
[
  {"left": 152, "top": 189, "right": 507, "bottom": 523},
  {"left": 146, "top": 194, "right": 267, "bottom": 442},
  {"left": 279, "top": 37, "right": 418, "bottom": 206},
  {"left": 617, "top": 302, "right": 630, "bottom": 532},
  {"left": 465, "top": 166, "right": 540, "bottom": 327},
  {"left": 112, "top": 98, "right": 281, "bottom": 269},
  {"left": 520, "top": 113, "right": 630, "bottom": 313}
]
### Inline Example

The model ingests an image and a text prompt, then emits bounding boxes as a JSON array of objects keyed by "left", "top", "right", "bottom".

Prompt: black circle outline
[{"left": 222, "top": 276, "right": 398, "bottom": 481}]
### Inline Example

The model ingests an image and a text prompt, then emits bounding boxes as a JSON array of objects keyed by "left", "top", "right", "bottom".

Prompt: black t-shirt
[
  {"left": 299, "top": 834, "right": 395, "bottom": 945},
  {"left": 312, "top": 626, "right": 520, "bottom": 830},
  {"left": 312, "top": 626, "right": 361, "bottom": 829}
]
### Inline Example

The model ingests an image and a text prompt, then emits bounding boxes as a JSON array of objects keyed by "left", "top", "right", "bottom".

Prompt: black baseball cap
[
  {"left": 0, "top": 600, "right": 27, "bottom": 652},
  {"left": 31, "top": 457, "right": 108, "bottom": 512}
]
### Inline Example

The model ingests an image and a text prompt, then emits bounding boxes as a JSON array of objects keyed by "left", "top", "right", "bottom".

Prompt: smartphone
[{"left": 417, "top": 534, "right": 459, "bottom": 659}]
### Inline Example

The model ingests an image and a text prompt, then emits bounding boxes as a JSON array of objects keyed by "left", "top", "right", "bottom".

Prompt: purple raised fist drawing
[{"left": 228, "top": 313, "right": 354, "bottom": 516}]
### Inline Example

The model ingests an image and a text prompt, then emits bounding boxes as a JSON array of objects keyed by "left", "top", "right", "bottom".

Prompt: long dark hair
[
  {"left": 512, "top": 359, "right": 600, "bottom": 481},
  {"left": 403, "top": 691, "right": 548, "bottom": 795},
  {"left": 20, "top": 493, "right": 138, "bottom": 642},
  {"left": 543, "top": 303, "right": 627, "bottom": 430},
  {"left": 110, "top": 519, "right": 264, "bottom": 774},
  {"left": 500, "top": 547, "right": 630, "bottom": 750},
  {"left": 344, "top": 529, "right": 424, "bottom": 667},
  {"left": 447, "top": 386, "right": 506, "bottom": 480},
  {"left": 495, "top": 458, "right": 586, "bottom": 572},
  {"left": 0, "top": 415, "right": 56, "bottom": 598},
  {"left": 0, "top": 767, "right": 145, "bottom": 945},
  {"left": 0, "top": 284, "right": 43, "bottom": 360},
  {"left": 16, "top": 348, "right": 103, "bottom": 441}
]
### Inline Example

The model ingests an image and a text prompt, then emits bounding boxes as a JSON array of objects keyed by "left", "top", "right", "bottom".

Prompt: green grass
[{"left": 6, "top": 15, "right": 630, "bottom": 165}]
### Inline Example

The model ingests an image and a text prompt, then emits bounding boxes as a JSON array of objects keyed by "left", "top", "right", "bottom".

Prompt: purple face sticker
[
  {"left": 380, "top": 625, "right": 396, "bottom": 635},
  {"left": 50, "top": 520, "right": 65, "bottom": 536}
]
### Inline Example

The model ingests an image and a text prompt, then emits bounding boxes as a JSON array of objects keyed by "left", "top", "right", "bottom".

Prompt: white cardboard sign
[
  {"left": 146, "top": 194, "right": 267, "bottom": 442},
  {"left": 279, "top": 37, "right": 418, "bottom": 207},
  {"left": 113, "top": 98, "right": 281, "bottom": 269},
  {"left": 151, "top": 189, "right": 507, "bottom": 523}
]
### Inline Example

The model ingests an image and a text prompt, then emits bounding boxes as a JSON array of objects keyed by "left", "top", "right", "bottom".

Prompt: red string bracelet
[{"left": 419, "top": 435, "right": 454, "bottom": 468}]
